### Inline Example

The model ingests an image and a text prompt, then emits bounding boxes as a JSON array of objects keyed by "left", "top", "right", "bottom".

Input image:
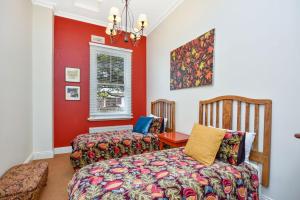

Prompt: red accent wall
[{"left": 54, "top": 16, "right": 147, "bottom": 148}]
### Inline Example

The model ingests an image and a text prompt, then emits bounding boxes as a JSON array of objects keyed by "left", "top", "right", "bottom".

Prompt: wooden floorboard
[{"left": 36, "top": 153, "right": 74, "bottom": 200}]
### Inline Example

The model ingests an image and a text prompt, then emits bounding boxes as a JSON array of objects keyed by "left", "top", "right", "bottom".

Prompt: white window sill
[{"left": 88, "top": 115, "right": 133, "bottom": 121}]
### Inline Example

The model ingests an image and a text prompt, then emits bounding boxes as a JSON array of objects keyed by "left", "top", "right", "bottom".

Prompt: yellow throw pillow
[{"left": 184, "top": 124, "right": 226, "bottom": 166}]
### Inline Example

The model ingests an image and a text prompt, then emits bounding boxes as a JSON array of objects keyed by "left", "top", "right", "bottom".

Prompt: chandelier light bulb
[
  {"left": 138, "top": 14, "right": 148, "bottom": 28},
  {"left": 138, "top": 14, "right": 147, "bottom": 22},
  {"left": 105, "top": 23, "right": 117, "bottom": 36},
  {"left": 130, "top": 33, "right": 135, "bottom": 39},
  {"left": 109, "top": 7, "right": 120, "bottom": 16},
  {"left": 130, "top": 33, "right": 141, "bottom": 41},
  {"left": 130, "top": 29, "right": 141, "bottom": 41},
  {"left": 108, "top": 7, "right": 121, "bottom": 23},
  {"left": 107, "top": 23, "right": 114, "bottom": 29}
]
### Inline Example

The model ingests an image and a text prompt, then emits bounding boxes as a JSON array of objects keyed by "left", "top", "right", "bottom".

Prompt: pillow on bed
[
  {"left": 217, "top": 130, "right": 246, "bottom": 165},
  {"left": 149, "top": 118, "right": 164, "bottom": 134},
  {"left": 208, "top": 126, "right": 256, "bottom": 163},
  {"left": 184, "top": 124, "right": 226, "bottom": 166},
  {"left": 148, "top": 114, "right": 167, "bottom": 132},
  {"left": 245, "top": 132, "right": 256, "bottom": 162},
  {"left": 133, "top": 116, "right": 153, "bottom": 134}
]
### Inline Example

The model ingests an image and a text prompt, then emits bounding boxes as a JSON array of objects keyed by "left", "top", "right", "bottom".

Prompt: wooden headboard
[
  {"left": 151, "top": 99, "right": 175, "bottom": 132},
  {"left": 199, "top": 95, "right": 272, "bottom": 187}
]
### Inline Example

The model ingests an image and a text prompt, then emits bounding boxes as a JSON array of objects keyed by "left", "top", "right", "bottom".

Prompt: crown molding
[
  {"left": 31, "top": 0, "right": 56, "bottom": 9},
  {"left": 54, "top": 10, "right": 108, "bottom": 28},
  {"left": 144, "top": 0, "right": 185, "bottom": 35}
]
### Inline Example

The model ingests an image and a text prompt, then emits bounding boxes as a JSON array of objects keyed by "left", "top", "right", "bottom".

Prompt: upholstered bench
[{"left": 0, "top": 161, "right": 48, "bottom": 200}]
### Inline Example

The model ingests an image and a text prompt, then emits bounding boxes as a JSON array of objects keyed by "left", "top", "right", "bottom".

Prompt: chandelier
[{"left": 105, "top": 0, "right": 148, "bottom": 46}]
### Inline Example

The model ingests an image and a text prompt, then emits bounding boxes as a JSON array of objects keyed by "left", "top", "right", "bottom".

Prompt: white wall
[
  {"left": 0, "top": 0, "right": 33, "bottom": 175},
  {"left": 147, "top": 0, "right": 300, "bottom": 199},
  {"left": 32, "top": 5, "right": 54, "bottom": 159}
]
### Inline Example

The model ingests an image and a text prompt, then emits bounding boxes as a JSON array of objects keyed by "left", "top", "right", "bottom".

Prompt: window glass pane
[
  {"left": 97, "top": 54, "right": 111, "bottom": 83},
  {"left": 97, "top": 84, "right": 125, "bottom": 113},
  {"left": 97, "top": 54, "right": 124, "bottom": 84},
  {"left": 111, "top": 56, "right": 124, "bottom": 84}
]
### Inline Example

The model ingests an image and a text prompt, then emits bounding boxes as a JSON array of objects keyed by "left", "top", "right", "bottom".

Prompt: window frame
[{"left": 89, "top": 42, "right": 133, "bottom": 121}]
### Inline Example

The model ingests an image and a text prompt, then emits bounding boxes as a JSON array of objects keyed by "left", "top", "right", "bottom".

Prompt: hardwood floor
[{"left": 37, "top": 154, "right": 74, "bottom": 200}]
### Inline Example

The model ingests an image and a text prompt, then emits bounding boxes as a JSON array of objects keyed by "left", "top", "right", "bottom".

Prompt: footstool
[{"left": 0, "top": 161, "right": 48, "bottom": 200}]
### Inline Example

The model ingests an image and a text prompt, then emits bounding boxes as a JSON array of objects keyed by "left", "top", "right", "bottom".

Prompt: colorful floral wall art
[{"left": 170, "top": 29, "right": 215, "bottom": 90}]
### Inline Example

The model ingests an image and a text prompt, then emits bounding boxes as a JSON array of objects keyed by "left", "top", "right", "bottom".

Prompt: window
[{"left": 89, "top": 43, "right": 132, "bottom": 120}]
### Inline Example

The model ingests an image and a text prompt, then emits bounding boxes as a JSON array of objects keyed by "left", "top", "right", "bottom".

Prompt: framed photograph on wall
[
  {"left": 65, "top": 67, "right": 80, "bottom": 82},
  {"left": 65, "top": 86, "right": 80, "bottom": 101}
]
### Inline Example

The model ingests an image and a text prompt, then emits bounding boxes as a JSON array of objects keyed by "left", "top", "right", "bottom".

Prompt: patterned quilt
[
  {"left": 68, "top": 148, "right": 259, "bottom": 200},
  {"left": 70, "top": 130, "right": 160, "bottom": 170}
]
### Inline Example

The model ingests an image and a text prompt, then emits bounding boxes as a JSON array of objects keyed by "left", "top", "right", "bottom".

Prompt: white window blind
[{"left": 89, "top": 43, "right": 132, "bottom": 120}]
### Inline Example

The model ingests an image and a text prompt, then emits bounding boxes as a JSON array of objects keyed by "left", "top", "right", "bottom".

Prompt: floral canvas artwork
[{"left": 170, "top": 29, "right": 215, "bottom": 90}]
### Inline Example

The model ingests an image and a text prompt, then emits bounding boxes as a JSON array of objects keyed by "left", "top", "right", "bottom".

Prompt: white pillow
[
  {"left": 148, "top": 114, "right": 168, "bottom": 132},
  {"left": 245, "top": 132, "right": 256, "bottom": 162}
]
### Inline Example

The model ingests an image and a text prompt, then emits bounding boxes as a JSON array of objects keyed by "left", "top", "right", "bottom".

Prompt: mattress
[
  {"left": 70, "top": 129, "right": 160, "bottom": 170},
  {"left": 68, "top": 147, "right": 259, "bottom": 199}
]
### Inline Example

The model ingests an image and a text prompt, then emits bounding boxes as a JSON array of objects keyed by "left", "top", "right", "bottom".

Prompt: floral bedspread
[
  {"left": 68, "top": 148, "right": 259, "bottom": 200},
  {"left": 70, "top": 130, "right": 160, "bottom": 170}
]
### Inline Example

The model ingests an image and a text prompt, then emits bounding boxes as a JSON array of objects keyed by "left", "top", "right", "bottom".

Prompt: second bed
[{"left": 70, "top": 99, "right": 175, "bottom": 170}]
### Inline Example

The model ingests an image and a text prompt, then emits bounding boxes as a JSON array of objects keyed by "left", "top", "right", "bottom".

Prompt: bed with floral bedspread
[
  {"left": 70, "top": 130, "right": 160, "bottom": 170},
  {"left": 68, "top": 147, "right": 259, "bottom": 200}
]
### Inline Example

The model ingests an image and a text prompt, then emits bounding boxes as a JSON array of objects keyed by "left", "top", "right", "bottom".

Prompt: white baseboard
[
  {"left": 54, "top": 146, "right": 72, "bottom": 154},
  {"left": 30, "top": 146, "right": 72, "bottom": 161},
  {"left": 261, "top": 194, "right": 274, "bottom": 200},
  {"left": 33, "top": 150, "right": 54, "bottom": 160},
  {"left": 23, "top": 153, "right": 33, "bottom": 163}
]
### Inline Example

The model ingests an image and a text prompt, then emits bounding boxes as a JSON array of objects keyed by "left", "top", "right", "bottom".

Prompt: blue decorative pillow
[{"left": 133, "top": 117, "right": 153, "bottom": 134}]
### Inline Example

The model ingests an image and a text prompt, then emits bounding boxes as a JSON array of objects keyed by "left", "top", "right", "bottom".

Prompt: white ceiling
[{"left": 32, "top": 0, "right": 184, "bottom": 35}]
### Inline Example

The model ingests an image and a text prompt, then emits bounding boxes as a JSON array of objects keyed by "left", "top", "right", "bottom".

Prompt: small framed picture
[
  {"left": 65, "top": 86, "right": 80, "bottom": 101},
  {"left": 65, "top": 67, "right": 80, "bottom": 82}
]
